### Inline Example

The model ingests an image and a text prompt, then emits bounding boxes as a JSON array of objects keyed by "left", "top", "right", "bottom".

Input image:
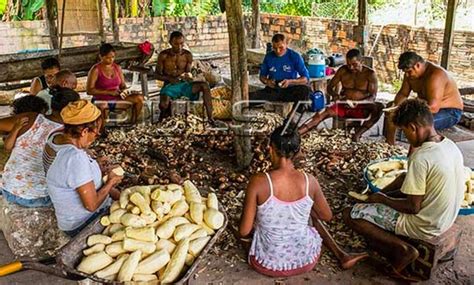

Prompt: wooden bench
[
  {"left": 0, "top": 196, "right": 69, "bottom": 259},
  {"left": 404, "top": 223, "right": 463, "bottom": 280}
]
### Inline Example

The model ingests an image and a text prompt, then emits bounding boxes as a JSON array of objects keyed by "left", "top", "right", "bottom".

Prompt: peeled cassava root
[
  {"left": 461, "top": 167, "right": 474, "bottom": 208},
  {"left": 103, "top": 166, "right": 125, "bottom": 183},
  {"left": 367, "top": 159, "right": 407, "bottom": 189},
  {"left": 76, "top": 180, "right": 225, "bottom": 283}
]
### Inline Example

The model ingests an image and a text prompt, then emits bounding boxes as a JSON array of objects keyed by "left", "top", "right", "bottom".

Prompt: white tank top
[
  {"left": 249, "top": 172, "right": 322, "bottom": 271},
  {"left": 1, "top": 114, "right": 62, "bottom": 200}
]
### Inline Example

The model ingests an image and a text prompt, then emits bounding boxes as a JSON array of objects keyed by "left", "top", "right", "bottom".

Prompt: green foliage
[
  {"left": 150, "top": 0, "right": 219, "bottom": 17},
  {"left": 391, "top": 78, "right": 402, "bottom": 92},
  {"left": 22, "top": 0, "right": 45, "bottom": 20},
  {"left": 0, "top": 0, "right": 7, "bottom": 15}
]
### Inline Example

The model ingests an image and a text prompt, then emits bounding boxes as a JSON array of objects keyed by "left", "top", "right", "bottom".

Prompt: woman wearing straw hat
[{"left": 45, "top": 100, "right": 123, "bottom": 237}]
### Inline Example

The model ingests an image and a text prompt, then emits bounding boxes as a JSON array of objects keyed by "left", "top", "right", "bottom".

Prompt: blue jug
[{"left": 310, "top": 91, "right": 326, "bottom": 112}]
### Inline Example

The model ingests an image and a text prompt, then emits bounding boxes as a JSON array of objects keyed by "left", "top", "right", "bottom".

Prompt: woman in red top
[{"left": 86, "top": 43, "right": 144, "bottom": 125}]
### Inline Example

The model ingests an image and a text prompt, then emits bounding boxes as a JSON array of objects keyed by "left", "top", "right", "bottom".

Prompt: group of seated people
[
  {"left": 0, "top": 30, "right": 466, "bottom": 281},
  {"left": 256, "top": 33, "right": 463, "bottom": 143},
  {"left": 240, "top": 98, "right": 466, "bottom": 280}
]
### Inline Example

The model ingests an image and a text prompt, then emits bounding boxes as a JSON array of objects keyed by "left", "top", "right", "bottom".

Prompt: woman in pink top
[
  {"left": 240, "top": 125, "right": 368, "bottom": 277},
  {"left": 86, "top": 43, "right": 144, "bottom": 124}
]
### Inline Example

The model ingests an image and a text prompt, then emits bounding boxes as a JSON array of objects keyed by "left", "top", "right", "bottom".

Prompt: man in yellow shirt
[{"left": 343, "top": 99, "right": 465, "bottom": 281}]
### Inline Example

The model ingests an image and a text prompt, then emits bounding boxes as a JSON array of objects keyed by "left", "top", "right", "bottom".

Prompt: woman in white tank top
[{"left": 239, "top": 125, "right": 368, "bottom": 277}]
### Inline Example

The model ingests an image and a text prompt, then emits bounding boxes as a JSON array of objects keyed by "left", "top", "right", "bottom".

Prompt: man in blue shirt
[{"left": 250, "top": 34, "right": 311, "bottom": 113}]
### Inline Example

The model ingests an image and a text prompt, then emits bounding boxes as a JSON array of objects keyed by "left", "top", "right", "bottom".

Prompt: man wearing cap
[
  {"left": 45, "top": 100, "right": 123, "bottom": 237},
  {"left": 384, "top": 52, "right": 464, "bottom": 145}
]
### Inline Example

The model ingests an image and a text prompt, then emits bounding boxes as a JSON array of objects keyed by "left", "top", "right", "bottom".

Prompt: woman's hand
[
  {"left": 106, "top": 170, "right": 123, "bottom": 186},
  {"left": 108, "top": 89, "right": 120, "bottom": 96}
]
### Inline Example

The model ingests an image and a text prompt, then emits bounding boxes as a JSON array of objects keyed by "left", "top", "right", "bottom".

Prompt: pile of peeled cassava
[
  {"left": 462, "top": 167, "right": 474, "bottom": 208},
  {"left": 76, "top": 180, "right": 225, "bottom": 283}
]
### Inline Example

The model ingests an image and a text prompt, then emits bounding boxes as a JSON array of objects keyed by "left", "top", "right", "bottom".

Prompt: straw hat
[{"left": 60, "top": 99, "right": 101, "bottom": 125}]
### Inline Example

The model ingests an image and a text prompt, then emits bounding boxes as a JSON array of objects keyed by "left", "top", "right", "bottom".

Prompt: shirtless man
[
  {"left": 385, "top": 52, "right": 463, "bottom": 145},
  {"left": 156, "top": 31, "right": 214, "bottom": 123},
  {"left": 299, "top": 49, "right": 383, "bottom": 141}
]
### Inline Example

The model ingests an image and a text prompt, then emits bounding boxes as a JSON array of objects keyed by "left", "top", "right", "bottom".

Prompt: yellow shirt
[{"left": 395, "top": 138, "right": 465, "bottom": 241}]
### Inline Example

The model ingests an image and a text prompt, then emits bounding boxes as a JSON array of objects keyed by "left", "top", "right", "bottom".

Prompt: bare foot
[
  {"left": 352, "top": 133, "right": 362, "bottom": 142},
  {"left": 341, "top": 252, "right": 369, "bottom": 269},
  {"left": 393, "top": 244, "right": 419, "bottom": 273},
  {"left": 387, "top": 266, "right": 422, "bottom": 282}
]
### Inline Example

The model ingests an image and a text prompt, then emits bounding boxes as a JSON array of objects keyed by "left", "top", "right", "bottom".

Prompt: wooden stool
[{"left": 404, "top": 223, "right": 463, "bottom": 280}]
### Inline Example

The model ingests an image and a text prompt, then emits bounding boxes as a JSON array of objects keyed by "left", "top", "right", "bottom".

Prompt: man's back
[
  {"left": 395, "top": 138, "right": 465, "bottom": 240},
  {"left": 408, "top": 62, "right": 463, "bottom": 110}
]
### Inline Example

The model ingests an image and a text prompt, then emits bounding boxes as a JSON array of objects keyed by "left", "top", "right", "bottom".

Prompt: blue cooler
[
  {"left": 308, "top": 54, "right": 326, "bottom": 78},
  {"left": 310, "top": 91, "right": 326, "bottom": 112}
]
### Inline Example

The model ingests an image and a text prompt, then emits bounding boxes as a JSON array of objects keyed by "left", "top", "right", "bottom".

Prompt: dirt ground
[
  {"left": 0, "top": 216, "right": 472, "bottom": 284},
  {"left": 0, "top": 58, "right": 473, "bottom": 284},
  {"left": 0, "top": 135, "right": 473, "bottom": 284}
]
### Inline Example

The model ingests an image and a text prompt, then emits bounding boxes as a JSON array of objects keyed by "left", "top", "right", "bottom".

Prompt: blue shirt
[
  {"left": 259, "top": 48, "right": 309, "bottom": 82},
  {"left": 46, "top": 144, "right": 110, "bottom": 231}
]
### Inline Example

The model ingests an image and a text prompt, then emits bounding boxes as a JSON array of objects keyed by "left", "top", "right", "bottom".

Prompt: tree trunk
[
  {"left": 251, "top": 0, "right": 260, "bottom": 49},
  {"left": 45, "top": 0, "right": 59, "bottom": 49},
  {"left": 225, "top": 0, "right": 252, "bottom": 168}
]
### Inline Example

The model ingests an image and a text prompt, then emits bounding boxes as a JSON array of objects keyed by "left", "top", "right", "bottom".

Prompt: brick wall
[
  {"left": 1, "top": 14, "right": 473, "bottom": 86},
  {"left": 110, "top": 16, "right": 229, "bottom": 53},
  {"left": 249, "top": 14, "right": 474, "bottom": 87},
  {"left": 0, "top": 20, "right": 51, "bottom": 54}
]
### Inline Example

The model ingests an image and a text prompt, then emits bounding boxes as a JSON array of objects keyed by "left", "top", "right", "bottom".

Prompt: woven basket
[{"left": 192, "top": 86, "right": 232, "bottom": 120}]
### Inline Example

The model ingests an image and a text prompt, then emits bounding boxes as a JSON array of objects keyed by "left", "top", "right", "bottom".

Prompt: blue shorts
[
  {"left": 1, "top": 188, "right": 52, "bottom": 208},
  {"left": 160, "top": 82, "right": 198, "bottom": 101},
  {"left": 433, "top": 108, "right": 462, "bottom": 130},
  {"left": 91, "top": 98, "right": 117, "bottom": 112}
]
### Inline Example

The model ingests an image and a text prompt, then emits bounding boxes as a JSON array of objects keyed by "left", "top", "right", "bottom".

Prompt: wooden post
[
  {"left": 58, "top": 0, "right": 66, "bottom": 58},
  {"left": 251, "top": 0, "right": 260, "bottom": 49},
  {"left": 441, "top": 0, "right": 457, "bottom": 69},
  {"left": 97, "top": 0, "right": 106, "bottom": 42},
  {"left": 225, "top": 0, "right": 252, "bottom": 168},
  {"left": 355, "top": 0, "right": 368, "bottom": 55},
  {"left": 110, "top": 0, "right": 120, "bottom": 43},
  {"left": 45, "top": 0, "right": 59, "bottom": 49}
]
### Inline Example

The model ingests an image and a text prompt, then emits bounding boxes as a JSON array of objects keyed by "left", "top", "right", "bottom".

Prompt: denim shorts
[
  {"left": 1, "top": 188, "right": 52, "bottom": 208},
  {"left": 433, "top": 108, "right": 462, "bottom": 130}
]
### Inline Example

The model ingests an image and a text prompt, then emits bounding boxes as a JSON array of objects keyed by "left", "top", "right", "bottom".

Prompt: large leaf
[
  {"left": 23, "top": 0, "right": 45, "bottom": 20},
  {"left": 152, "top": 0, "right": 167, "bottom": 16},
  {"left": 0, "top": 0, "right": 7, "bottom": 15}
]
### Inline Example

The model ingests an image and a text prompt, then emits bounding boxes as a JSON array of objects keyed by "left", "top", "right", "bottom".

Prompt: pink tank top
[{"left": 93, "top": 63, "right": 122, "bottom": 101}]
